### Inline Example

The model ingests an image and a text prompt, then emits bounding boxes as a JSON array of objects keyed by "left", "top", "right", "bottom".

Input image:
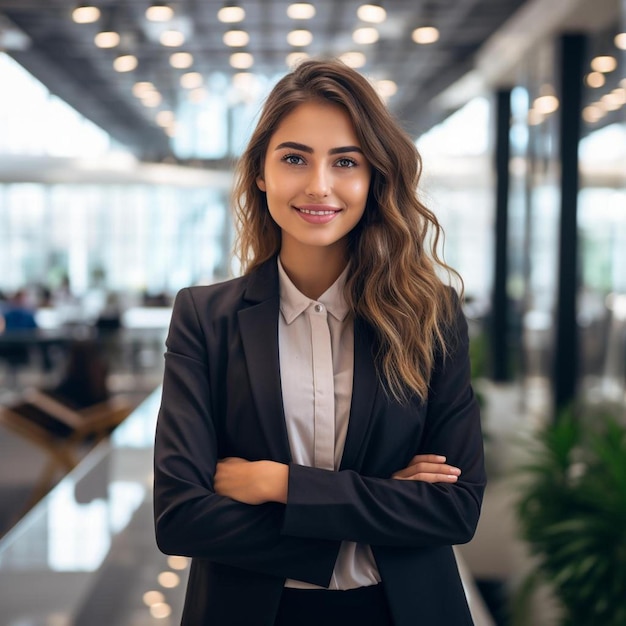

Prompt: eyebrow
[{"left": 274, "top": 141, "right": 364, "bottom": 155}]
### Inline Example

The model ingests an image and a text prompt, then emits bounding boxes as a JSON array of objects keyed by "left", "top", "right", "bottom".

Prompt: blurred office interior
[{"left": 0, "top": 0, "right": 624, "bottom": 624}]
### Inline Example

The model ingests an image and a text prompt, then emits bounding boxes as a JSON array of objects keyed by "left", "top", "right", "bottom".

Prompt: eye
[
  {"left": 281, "top": 154, "right": 306, "bottom": 166},
  {"left": 335, "top": 157, "right": 357, "bottom": 168}
]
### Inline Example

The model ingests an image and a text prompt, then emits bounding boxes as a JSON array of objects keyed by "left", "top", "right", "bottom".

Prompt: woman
[{"left": 154, "top": 59, "right": 486, "bottom": 626}]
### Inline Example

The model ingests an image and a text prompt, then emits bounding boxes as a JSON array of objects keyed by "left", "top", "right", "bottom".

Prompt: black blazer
[{"left": 153, "top": 258, "right": 486, "bottom": 626}]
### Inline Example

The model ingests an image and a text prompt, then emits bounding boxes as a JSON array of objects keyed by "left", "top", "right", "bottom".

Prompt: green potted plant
[{"left": 514, "top": 406, "right": 626, "bottom": 625}]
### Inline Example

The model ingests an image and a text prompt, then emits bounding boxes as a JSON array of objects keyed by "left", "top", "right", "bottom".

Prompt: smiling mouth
[{"left": 297, "top": 208, "right": 339, "bottom": 215}]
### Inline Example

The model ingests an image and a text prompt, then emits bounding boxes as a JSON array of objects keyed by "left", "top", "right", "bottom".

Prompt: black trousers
[{"left": 274, "top": 584, "right": 394, "bottom": 626}]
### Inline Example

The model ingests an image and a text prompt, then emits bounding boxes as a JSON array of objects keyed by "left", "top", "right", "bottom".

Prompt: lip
[{"left": 293, "top": 204, "right": 342, "bottom": 225}]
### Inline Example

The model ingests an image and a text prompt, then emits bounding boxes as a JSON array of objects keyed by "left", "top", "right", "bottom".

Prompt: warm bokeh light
[
  {"left": 72, "top": 5, "right": 100, "bottom": 24},
  {"left": 287, "top": 29, "right": 313, "bottom": 47},
  {"left": 582, "top": 104, "right": 604, "bottom": 124},
  {"left": 132, "top": 81, "right": 155, "bottom": 97},
  {"left": 614, "top": 32, "right": 626, "bottom": 50},
  {"left": 533, "top": 94, "right": 559, "bottom": 115},
  {"left": 286, "top": 51, "right": 309, "bottom": 67},
  {"left": 142, "top": 590, "right": 165, "bottom": 606},
  {"left": 167, "top": 555, "right": 189, "bottom": 570},
  {"left": 412, "top": 26, "right": 440, "bottom": 44},
  {"left": 94, "top": 31, "right": 120, "bottom": 48},
  {"left": 146, "top": 4, "right": 174, "bottom": 22},
  {"left": 170, "top": 52, "right": 194, "bottom": 68},
  {"left": 156, "top": 110, "right": 175, "bottom": 127},
  {"left": 217, "top": 5, "right": 245, "bottom": 23},
  {"left": 586, "top": 71, "right": 606, "bottom": 88},
  {"left": 180, "top": 72, "right": 203, "bottom": 89},
  {"left": 339, "top": 51, "right": 366, "bottom": 68},
  {"left": 160, "top": 30, "right": 185, "bottom": 47},
  {"left": 352, "top": 27, "right": 379, "bottom": 45},
  {"left": 287, "top": 3, "right": 316, "bottom": 19},
  {"left": 376, "top": 79, "right": 398, "bottom": 99},
  {"left": 141, "top": 91, "right": 162, "bottom": 107},
  {"left": 113, "top": 54, "right": 138, "bottom": 73},
  {"left": 223, "top": 30, "right": 250, "bottom": 47},
  {"left": 157, "top": 571, "right": 180, "bottom": 588},
  {"left": 590, "top": 55, "right": 617, "bottom": 73},
  {"left": 230, "top": 52, "right": 254, "bottom": 69},
  {"left": 357, "top": 4, "right": 387, "bottom": 24},
  {"left": 150, "top": 602, "right": 172, "bottom": 619}
]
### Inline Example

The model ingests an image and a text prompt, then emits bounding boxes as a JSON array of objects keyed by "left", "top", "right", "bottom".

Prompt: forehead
[{"left": 268, "top": 101, "right": 360, "bottom": 146}]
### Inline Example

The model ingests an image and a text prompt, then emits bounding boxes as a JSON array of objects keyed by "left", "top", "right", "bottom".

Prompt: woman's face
[{"left": 257, "top": 100, "right": 371, "bottom": 259}]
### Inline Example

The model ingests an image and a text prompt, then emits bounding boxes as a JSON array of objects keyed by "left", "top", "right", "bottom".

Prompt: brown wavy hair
[{"left": 233, "top": 59, "right": 461, "bottom": 403}]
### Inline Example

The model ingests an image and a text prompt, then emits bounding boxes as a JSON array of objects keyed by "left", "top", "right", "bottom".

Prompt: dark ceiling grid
[{"left": 0, "top": 0, "right": 533, "bottom": 160}]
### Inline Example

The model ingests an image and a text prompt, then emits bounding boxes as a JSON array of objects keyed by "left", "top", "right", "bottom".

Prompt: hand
[
  {"left": 214, "top": 457, "right": 288, "bottom": 505},
  {"left": 392, "top": 454, "right": 461, "bottom": 483}
]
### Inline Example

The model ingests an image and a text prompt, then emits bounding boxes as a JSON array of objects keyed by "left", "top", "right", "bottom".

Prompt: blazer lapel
[
  {"left": 238, "top": 260, "right": 292, "bottom": 464},
  {"left": 340, "top": 317, "right": 379, "bottom": 470}
]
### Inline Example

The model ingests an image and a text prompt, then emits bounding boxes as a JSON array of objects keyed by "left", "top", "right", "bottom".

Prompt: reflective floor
[{"left": 0, "top": 389, "right": 495, "bottom": 626}]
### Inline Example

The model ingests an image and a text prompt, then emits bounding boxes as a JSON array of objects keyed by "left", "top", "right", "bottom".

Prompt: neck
[{"left": 279, "top": 243, "right": 348, "bottom": 300}]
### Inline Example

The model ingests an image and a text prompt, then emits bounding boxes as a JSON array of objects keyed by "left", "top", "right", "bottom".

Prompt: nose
[{"left": 305, "top": 165, "right": 330, "bottom": 198}]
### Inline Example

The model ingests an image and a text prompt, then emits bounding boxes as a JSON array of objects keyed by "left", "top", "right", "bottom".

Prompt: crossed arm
[{"left": 214, "top": 454, "right": 462, "bottom": 506}]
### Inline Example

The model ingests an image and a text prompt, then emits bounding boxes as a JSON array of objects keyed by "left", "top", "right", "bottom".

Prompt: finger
[
  {"left": 409, "top": 454, "right": 447, "bottom": 464},
  {"left": 393, "top": 463, "right": 461, "bottom": 479},
  {"left": 395, "top": 473, "right": 459, "bottom": 483}
]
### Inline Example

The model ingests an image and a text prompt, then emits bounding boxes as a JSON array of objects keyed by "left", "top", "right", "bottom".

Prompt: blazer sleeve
[
  {"left": 282, "top": 294, "right": 486, "bottom": 547},
  {"left": 153, "top": 288, "right": 340, "bottom": 587}
]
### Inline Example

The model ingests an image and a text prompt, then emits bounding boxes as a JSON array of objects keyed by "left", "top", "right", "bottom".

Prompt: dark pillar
[
  {"left": 553, "top": 34, "right": 586, "bottom": 415},
  {"left": 491, "top": 89, "right": 512, "bottom": 381}
]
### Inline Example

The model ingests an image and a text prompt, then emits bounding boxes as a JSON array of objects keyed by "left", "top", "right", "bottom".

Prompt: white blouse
[{"left": 277, "top": 257, "right": 381, "bottom": 590}]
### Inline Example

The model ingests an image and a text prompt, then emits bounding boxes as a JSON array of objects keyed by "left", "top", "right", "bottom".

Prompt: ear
[{"left": 256, "top": 176, "right": 266, "bottom": 192}]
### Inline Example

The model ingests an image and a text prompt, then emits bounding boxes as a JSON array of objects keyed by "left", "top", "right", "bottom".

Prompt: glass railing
[{"left": 0, "top": 387, "right": 494, "bottom": 625}]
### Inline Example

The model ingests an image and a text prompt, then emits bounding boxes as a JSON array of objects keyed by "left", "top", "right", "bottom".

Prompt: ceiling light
[
  {"left": 357, "top": 4, "right": 387, "bottom": 24},
  {"left": 287, "top": 29, "right": 313, "bottom": 47},
  {"left": 143, "top": 590, "right": 165, "bottom": 606},
  {"left": 600, "top": 92, "right": 623, "bottom": 111},
  {"left": 223, "top": 30, "right": 250, "bottom": 47},
  {"left": 339, "top": 51, "right": 366, "bottom": 68},
  {"left": 533, "top": 94, "right": 559, "bottom": 115},
  {"left": 585, "top": 71, "right": 605, "bottom": 88},
  {"left": 170, "top": 51, "right": 194, "bottom": 68},
  {"left": 287, "top": 3, "right": 316, "bottom": 19},
  {"left": 113, "top": 54, "right": 137, "bottom": 72},
  {"left": 150, "top": 602, "right": 172, "bottom": 619},
  {"left": 352, "top": 27, "right": 379, "bottom": 45},
  {"left": 180, "top": 72, "right": 203, "bottom": 89},
  {"left": 94, "top": 30, "right": 120, "bottom": 48},
  {"left": 72, "top": 4, "right": 101, "bottom": 24},
  {"left": 614, "top": 32, "right": 626, "bottom": 50},
  {"left": 582, "top": 105, "right": 603, "bottom": 124},
  {"left": 158, "top": 571, "right": 180, "bottom": 588},
  {"left": 590, "top": 55, "right": 617, "bottom": 73},
  {"left": 141, "top": 91, "right": 162, "bottom": 107},
  {"left": 230, "top": 52, "right": 254, "bottom": 69},
  {"left": 160, "top": 30, "right": 185, "bottom": 46},
  {"left": 412, "top": 26, "right": 439, "bottom": 44},
  {"left": 146, "top": 3, "right": 174, "bottom": 22},
  {"left": 527, "top": 109, "right": 544, "bottom": 126},
  {"left": 611, "top": 87, "right": 626, "bottom": 105},
  {"left": 218, "top": 4, "right": 245, "bottom": 23},
  {"left": 286, "top": 51, "right": 309, "bottom": 67},
  {"left": 156, "top": 110, "right": 175, "bottom": 126},
  {"left": 376, "top": 79, "right": 397, "bottom": 99},
  {"left": 132, "top": 81, "right": 155, "bottom": 97}
]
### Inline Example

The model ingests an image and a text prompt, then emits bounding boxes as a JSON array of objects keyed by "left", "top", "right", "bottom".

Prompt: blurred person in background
[{"left": 154, "top": 59, "right": 486, "bottom": 626}]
